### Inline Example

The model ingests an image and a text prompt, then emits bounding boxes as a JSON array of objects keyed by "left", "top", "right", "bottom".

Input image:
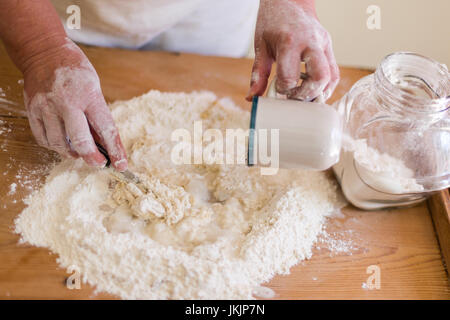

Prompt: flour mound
[{"left": 15, "top": 90, "right": 343, "bottom": 299}]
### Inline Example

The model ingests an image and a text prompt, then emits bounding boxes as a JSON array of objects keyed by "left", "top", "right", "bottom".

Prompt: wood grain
[
  {"left": 428, "top": 190, "right": 450, "bottom": 274},
  {"left": 0, "top": 44, "right": 448, "bottom": 299}
]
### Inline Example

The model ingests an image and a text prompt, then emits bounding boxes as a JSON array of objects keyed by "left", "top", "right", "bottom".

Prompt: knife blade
[{"left": 95, "top": 142, "right": 142, "bottom": 186}]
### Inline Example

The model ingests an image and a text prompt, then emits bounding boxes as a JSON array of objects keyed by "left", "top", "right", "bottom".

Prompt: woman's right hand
[
  {"left": 247, "top": 0, "right": 339, "bottom": 102},
  {"left": 22, "top": 38, "right": 128, "bottom": 171}
]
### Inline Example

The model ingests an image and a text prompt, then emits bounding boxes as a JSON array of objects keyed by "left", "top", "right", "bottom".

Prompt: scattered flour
[
  {"left": 0, "top": 84, "right": 26, "bottom": 117},
  {"left": 0, "top": 119, "right": 12, "bottom": 136},
  {"left": 8, "top": 183, "right": 17, "bottom": 195},
  {"left": 316, "top": 229, "right": 359, "bottom": 257},
  {"left": 15, "top": 90, "right": 345, "bottom": 299}
]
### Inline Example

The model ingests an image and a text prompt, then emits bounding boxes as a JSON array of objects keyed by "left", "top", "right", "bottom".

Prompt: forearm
[{"left": 0, "top": 0, "right": 67, "bottom": 73}]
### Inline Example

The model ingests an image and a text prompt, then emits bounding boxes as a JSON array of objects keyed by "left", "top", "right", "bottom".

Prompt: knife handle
[{"left": 95, "top": 142, "right": 111, "bottom": 167}]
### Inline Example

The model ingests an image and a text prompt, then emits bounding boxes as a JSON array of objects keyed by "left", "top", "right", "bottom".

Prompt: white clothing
[{"left": 51, "top": 0, "right": 259, "bottom": 57}]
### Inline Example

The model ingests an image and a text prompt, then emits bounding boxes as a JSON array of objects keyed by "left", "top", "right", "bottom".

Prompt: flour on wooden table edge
[{"left": 14, "top": 90, "right": 346, "bottom": 299}]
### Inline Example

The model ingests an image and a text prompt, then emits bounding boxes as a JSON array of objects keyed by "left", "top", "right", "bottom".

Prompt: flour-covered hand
[
  {"left": 23, "top": 39, "right": 128, "bottom": 171},
  {"left": 247, "top": 0, "right": 339, "bottom": 102}
]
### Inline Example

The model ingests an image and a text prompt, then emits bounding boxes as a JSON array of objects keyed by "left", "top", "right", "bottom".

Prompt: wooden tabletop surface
[{"left": 0, "top": 44, "right": 448, "bottom": 299}]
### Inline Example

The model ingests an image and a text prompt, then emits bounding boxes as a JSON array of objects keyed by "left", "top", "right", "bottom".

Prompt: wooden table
[{"left": 0, "top": 44, "right": 448, "bottom": 299}]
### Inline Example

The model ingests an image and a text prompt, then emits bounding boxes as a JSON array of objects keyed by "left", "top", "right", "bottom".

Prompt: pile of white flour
[{"left": 15, "top": 90, "right": 344, "bottom": 299}]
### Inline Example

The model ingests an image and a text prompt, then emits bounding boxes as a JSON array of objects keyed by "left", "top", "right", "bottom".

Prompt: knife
[{"left": 95, "top": 142, "right": 142, "bottom": 186}]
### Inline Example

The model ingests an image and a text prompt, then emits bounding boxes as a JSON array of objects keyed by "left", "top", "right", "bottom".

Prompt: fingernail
[
  {"left": 114, "top": 159, "right": 128, "bottom": 172},
  {"left": 246, "top": 88, "right": 253, "bottom": 101}
]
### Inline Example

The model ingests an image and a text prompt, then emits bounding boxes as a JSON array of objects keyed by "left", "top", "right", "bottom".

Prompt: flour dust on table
[{"left": 15, "top": 90, "right": 345, "bottom": 299}]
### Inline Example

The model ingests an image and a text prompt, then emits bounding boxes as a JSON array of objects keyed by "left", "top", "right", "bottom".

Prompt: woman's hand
[
  {"left": 23, "top": 39, "right": 128, "bottom": 171},
  {"left": 247, "top": 0, "right": 339, "bottom": 102}
]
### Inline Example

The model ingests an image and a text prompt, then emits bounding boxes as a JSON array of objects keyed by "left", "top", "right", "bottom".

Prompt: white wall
[{"left": 316, "top": 0, "right": 450, "bottom": 69}]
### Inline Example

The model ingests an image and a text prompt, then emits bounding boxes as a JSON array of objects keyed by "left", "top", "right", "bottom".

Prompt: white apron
[{"left": 51, "top": 0, "right": 259, "bottom": 57}]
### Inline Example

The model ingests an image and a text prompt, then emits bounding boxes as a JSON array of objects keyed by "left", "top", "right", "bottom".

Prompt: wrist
[
  {"left": 260, "top": 0, "right": 317, "bottom": 16},
  {"left": 291, "top": 0, "right": 317, "bottom": 16},
  {"left": 9, "top": 32, "right": 70, "bottom": 75},
  {"left": 21, "top": 38, "right": 88, "bottom": 99},
  {"left": 22, "top": 38, "right": 87, "bottom": 80}
]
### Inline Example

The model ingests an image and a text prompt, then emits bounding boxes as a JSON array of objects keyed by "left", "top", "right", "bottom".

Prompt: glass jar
[{"left": 333, "top": 52, "right": 450, "bottom": 210}]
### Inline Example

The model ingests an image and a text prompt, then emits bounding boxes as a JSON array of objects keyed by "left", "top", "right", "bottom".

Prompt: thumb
[{"left": 246, "top": 42, "right": 273, "bottom": 101}]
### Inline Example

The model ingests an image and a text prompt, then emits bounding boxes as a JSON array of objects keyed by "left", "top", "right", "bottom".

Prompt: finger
[
  {"left": 275, "top": 39, "right": 302, "bottom": 95},
  {"left": 246, "top": 41, "right": 273, "bottom": 101},
  {"left": 62, "top": 107, "right": 107, "bottom": 167},
  {"left": 41, "top": 110, "right": 72, "bottom": 156},
  {"left": 85, "top": 97, "right": 128, "bottom": 172},
  {"left": 25, "top": 94, "right": 49, "bottom": 147},
  {"left": 287, "top": 49, "right": 330, "bottom": 101},
  {"left": 323, "top": 43, "right": 340, "bottom": 101},
  {"left": 27, "top": 111, "right": 49, "bottom": 148}
]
